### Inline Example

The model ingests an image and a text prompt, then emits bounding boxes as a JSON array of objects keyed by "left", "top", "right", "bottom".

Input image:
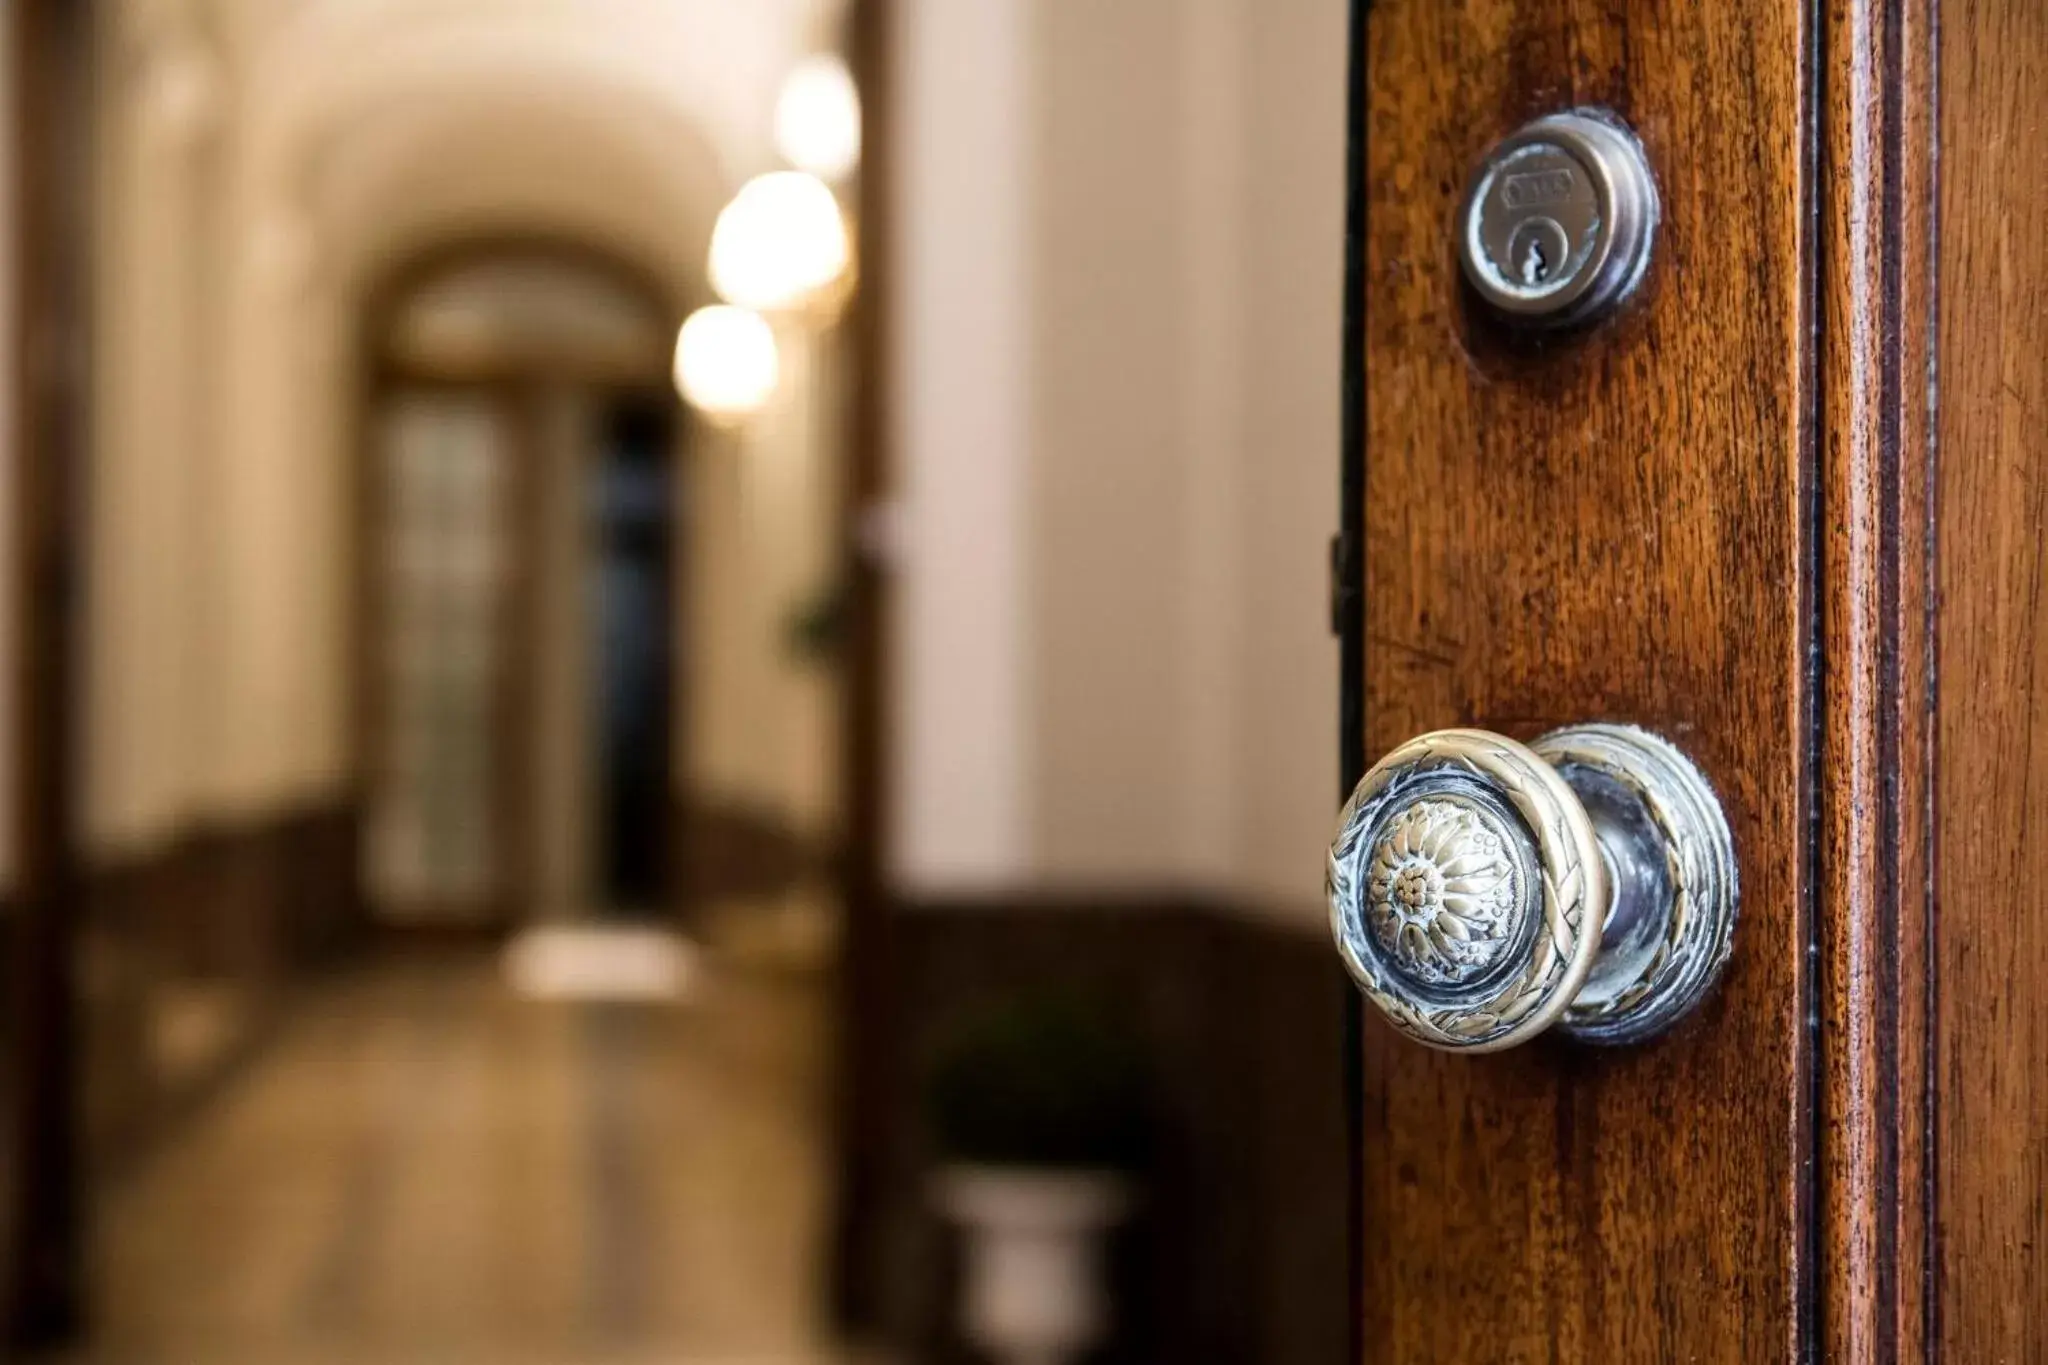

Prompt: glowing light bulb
[
  {"left": 673, "top": 305, "right": 779, "bottom": 424},
  {"left": 774, "top": 54, "right": 862, "bottom": 182},
  {"left": 707, "top": 171, "right": 851, "bottom": 314}
]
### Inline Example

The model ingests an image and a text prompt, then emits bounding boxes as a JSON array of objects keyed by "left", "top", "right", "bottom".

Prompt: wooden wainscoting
[
  {"left": 671, "top": 796, "right": 831, "bottom": 916},
  {"left": 78, "top": 805, "right": 362, "bottom": 1174},
  {"left": 847, "top": 899, "right": 1351, "bottom": 1365}
]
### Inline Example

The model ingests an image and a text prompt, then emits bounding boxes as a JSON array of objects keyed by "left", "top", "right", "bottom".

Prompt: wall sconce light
[
  {"left": 707, "top": 171, "right": 852, "bottom": 317},
  {"left": 774, "top": 53, "right": 862, "bottom": 183},
  {"left": 673, "top": 304, "right": 780, "bottom": 425}
]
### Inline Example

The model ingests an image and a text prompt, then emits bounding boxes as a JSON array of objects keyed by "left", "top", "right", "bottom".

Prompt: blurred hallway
[
  {"left": 56, "top": 930, "right": 865, "bottom": 1365},
  {"left": 0, "top": 0, "right": 1360, "bottom": 1359}
]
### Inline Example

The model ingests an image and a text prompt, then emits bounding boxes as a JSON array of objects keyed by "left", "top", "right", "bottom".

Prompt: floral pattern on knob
[
  {"left": 1330, "top": 729, "right": 1606, "bottom": 1051},
  {"left": 1365, "top": 798, "right": 1522, "bottom": 986}
]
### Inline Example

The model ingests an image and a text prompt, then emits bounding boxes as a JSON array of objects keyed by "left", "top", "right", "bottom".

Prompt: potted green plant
[{"left": 925, "top": 993, "right": 1151, "bottom": 1365}]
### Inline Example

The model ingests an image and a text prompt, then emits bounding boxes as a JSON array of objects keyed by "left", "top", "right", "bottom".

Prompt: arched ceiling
[
  {"left": 182, "top": 0, "right": 825, "bottom": 305},
  {"left": 314, "top": 80, "right": 728, "bottom": 312},
  {"left": 225, "top": 0, "right": 815, "bottom": 181}
]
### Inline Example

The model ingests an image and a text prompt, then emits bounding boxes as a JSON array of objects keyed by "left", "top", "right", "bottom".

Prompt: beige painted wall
[
  {"left": 1028, "top": 0, "right": 1193, "bottom": 885},
  {"left": 688, "top": 326, "right": 843, "bottom": 838},
  {"left": 1233, "top": 0, "right": 1352, "bottom": 917},
  {"left": 90, "top": 19, "right": 236, "bottom": 854},
  {"left": 890, "top": 0, "right": 1348, "bottom": 922}
]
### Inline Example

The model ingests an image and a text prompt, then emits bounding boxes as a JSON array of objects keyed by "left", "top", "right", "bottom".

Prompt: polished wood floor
[{"left": 56, "top": 943, "right": 869, "bottom": 1365}]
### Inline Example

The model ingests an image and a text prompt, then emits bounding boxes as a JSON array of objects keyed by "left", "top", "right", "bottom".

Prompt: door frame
[
  {"left": 355, "top": 238, "right": 686, "bottom": 934},
  {"left": 3, "top": 0, "right": 92, "bottom": 1348},
  {"left": 828, "top": 0, "right": 898, "bottom": 1328}
]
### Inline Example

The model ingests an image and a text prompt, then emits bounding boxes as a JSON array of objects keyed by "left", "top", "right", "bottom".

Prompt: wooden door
[{"left": 1341, "top": 0, "right": 2045, "bottom": 1358}]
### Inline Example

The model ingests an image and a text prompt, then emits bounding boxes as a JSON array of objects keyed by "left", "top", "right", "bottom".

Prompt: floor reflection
[{"left": 60, "top": 922, "right": 865, "bottom": 1365}]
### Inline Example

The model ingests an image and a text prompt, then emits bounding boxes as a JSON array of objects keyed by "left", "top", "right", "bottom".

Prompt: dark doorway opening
[{"left": 590, "top": 394, "right": 675, "bottom": 916}]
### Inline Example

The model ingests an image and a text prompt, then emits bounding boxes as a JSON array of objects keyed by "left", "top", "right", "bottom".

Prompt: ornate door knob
[{"left": 1327, "top": 724, "right": 1737, "bottom": 1052}]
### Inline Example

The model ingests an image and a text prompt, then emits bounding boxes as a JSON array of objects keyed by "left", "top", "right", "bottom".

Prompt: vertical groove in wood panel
[
  {"left": 1899, "top": 0, "right": 1938, "bottom": 1349},
  {"left": 1336, "top": 7, "right": 1370, "bottom": 1365},
  {"left": 1919, "top": 1, "right": 1941, "bottom": 1351},
  {"left": 1800, "top": 1, "right": 1826, "bottom": 1355},
  {"left": 1814, "top": 0, "right": 1938, "bottom": 1356}
]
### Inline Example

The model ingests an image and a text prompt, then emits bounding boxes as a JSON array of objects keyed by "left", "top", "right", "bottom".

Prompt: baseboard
[
  {"left": 367, "top": 919, "right": 514, "bottom": 954},
  {"left": 672, "top": 796, "right": 829, "bottom": 910}
]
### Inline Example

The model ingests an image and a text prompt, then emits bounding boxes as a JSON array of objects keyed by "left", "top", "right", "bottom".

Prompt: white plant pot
[{"left": 933, "top": 1164, "right": 1134, "bottom": 1365}]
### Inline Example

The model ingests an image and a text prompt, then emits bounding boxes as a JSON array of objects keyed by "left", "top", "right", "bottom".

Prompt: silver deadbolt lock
[{"left": 1457, "top": 110, "right": 1659, "bottom": 327}]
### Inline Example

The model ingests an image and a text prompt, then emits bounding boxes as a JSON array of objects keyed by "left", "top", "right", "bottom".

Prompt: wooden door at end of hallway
[{"left": 1340, "top": 0, "right": 2046, "bottom": 1359}]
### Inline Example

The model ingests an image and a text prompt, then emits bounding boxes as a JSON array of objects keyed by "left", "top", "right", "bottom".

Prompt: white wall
[
  {"left": 1234, "top": 0, "right": 1352, "bottom": 917},
  {"left": 888, "top": 0, "right": 1349, "bottom": 921},
  {"left": 1028, "top": 0, "right": 1192, "bottom": 885},
  {"left": 0, "top": 11, "right": 13, "bottom": 890},
  {"left": 889, "top": 0, "right": 1036, "bottom": 891}
]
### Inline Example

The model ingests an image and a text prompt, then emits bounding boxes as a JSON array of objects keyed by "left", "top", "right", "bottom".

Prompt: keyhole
[{"left": 1503, "top": 217, "right": 1571, "bottom": 291}]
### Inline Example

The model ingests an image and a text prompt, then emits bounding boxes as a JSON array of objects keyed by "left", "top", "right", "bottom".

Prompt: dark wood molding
[
  {"left": 4, "top": 0, "right": 94, "bottom": 1347},
  {"left": 365, "top": 920, "right": 513, "bottom": 954},
  {"left": 831, "top": 0, "right": 898, "bottom": 1331},
  {"left": 1813, "top": 0, "right": 1940, "bottom": 1356}
]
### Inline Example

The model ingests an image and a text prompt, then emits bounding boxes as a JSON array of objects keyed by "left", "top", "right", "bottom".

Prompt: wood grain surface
[
  {"left": 1814, "top": 0, "right": 1937, "bottom": 1357},
  {"left": 1933, "top": 0, "right": 2048, "bottom": 1356},
  {"left": 1353, "top": 0, "right": 1812, "bottom": 1358},
  {"left": 1352, "top": 0, "right": 2048, "bottom": 1357}
]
